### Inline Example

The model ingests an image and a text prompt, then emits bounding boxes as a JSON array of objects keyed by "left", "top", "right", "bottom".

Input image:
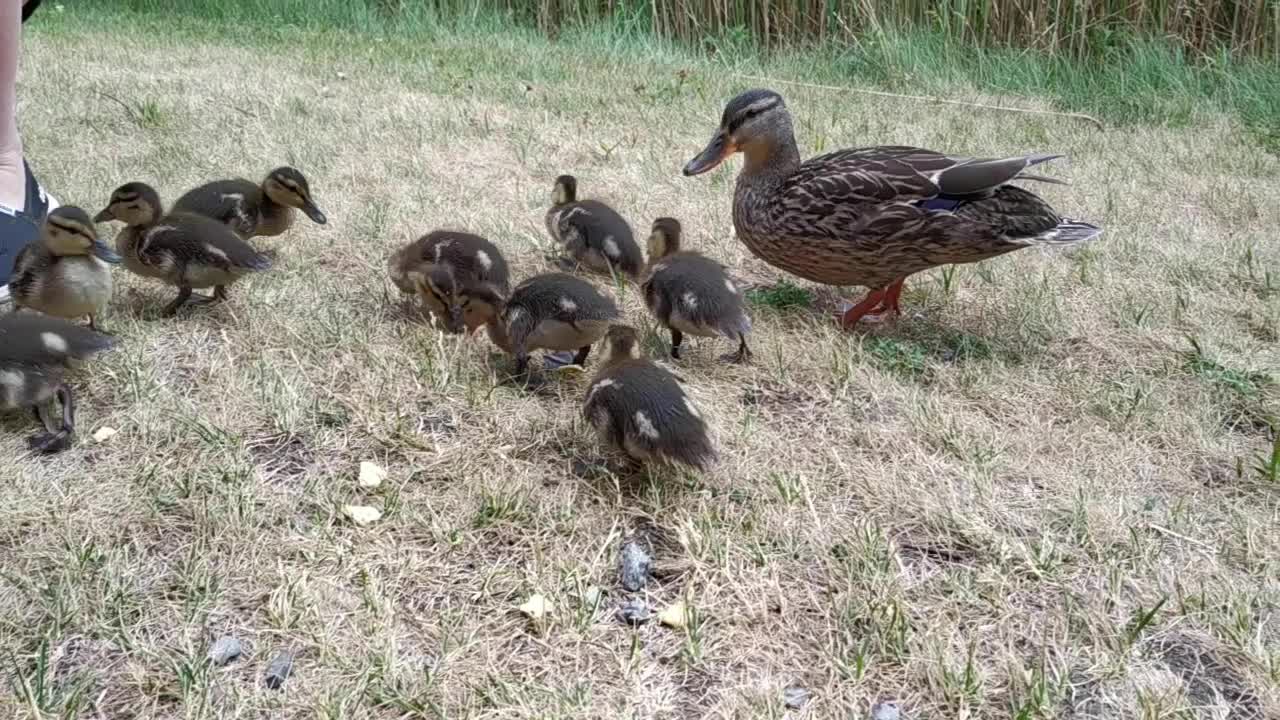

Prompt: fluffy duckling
[
  {"left": 387, "top": 230, "right": 510, "bottom": 333},
  {"left": 95, "top": 182, "right": 272, "bottom": 317},
  {"left": 480, "top": 272, "right": 620, "bottom": 378},
  {"left": 9, "top": 206, "right": 122, "bottom": 331},
  {"left": 172, "top": 166, "right": 327, "bottom": 239},
  {"left": 642, "top": 217, "right": 752, "bottom": 363},
  {"left": 582, "top": 324, "right": 716, "bottom": 471},
  {"left": 544, "top": 174, "right": 644, "bottom": 281},
  {"left": 0, "top": 313, "right": 115, "bottom": 454}
]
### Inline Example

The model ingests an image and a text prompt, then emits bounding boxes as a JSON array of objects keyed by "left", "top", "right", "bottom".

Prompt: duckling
[
  {"left": 171, "top": 166, "right": 327, "bottom": 239},
  {"left": 582, "top": 324, "right": 716, "bottom": 471},
  {"left": 9, "top": 206, "right": 122, "bottom": 331},
  {"left": 387, "top": 230, "right": 510, "bottom": 333},
  {"left": 0, "top": 313, "right": 115, "bottom": 454},
  {"left": 544, "top": 174, "right": 644, "bottom": 281},
  {"left": 94, "top": 182, "right": 272, "bottom": 317},
  {"left": 481, "top": 272, "right": 620, "bottom": 378},
  {"left": 642, "top": 217, "right": 752, "bottom": 364}
]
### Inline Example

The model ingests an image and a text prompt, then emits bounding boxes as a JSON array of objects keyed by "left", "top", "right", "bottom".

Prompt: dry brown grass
[{"left": 2, "top": 20, "right": 1279, "bottom": 720}]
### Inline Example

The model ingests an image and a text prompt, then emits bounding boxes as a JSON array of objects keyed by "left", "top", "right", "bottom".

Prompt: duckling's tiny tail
[
  {"left": 1029, "top": 219, "right": 1103, "bottom": 246},
  {"left": 675, "top": 437, "right": 718, "bottom": 472}
]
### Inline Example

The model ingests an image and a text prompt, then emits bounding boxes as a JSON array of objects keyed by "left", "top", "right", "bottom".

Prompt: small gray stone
[
  {"left": 783, "top": 686, "right": 810, "bottom": 709},
  {"left": 871, "top": 701, "right": 901, "bottom": 720},
  {"left": 207, "top": 636, "right": 242, "bottom": 667},
  {"left": 264, "top": 650, "right": 295, "bottom": 690},
  {"left": 616, "top": 600, "right": 651, "bottom": 626},
  {"left": 619, "top": 540, "right": 652, "bottom": 592}
]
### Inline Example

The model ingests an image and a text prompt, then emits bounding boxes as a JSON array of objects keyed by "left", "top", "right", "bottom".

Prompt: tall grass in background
[
  {"left": 89, "top": 0, "right": 1280, "bottom": 60},
  {"left": 66, "top": 0, "right": 1280, "bottom": 150}
]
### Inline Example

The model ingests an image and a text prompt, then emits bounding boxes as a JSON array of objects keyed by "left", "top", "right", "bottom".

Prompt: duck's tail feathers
[{"left": 1029, "top": 218, "right": 1104, "bottom": 246}]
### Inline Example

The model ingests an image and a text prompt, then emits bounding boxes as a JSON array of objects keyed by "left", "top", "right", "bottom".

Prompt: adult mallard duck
[{"left": 682, "top": 88, "right": 1102, "bottom": 328}]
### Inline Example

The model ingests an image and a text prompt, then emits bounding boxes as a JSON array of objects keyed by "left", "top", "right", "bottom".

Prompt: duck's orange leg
[
  {"left": 839, "top": 287, "right": 889, "bottom": 329},
  {"left": 881, "top": 278, "right": 907, "bottom": 315}
]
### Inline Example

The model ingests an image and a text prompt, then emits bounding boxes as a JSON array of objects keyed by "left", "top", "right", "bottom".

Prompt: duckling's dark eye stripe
[
  {"left": 116, "top": 193, "right": 140, "bottom": 202},
  {"left": 49, "top": 220, "right": 91, "bottom": 238}
]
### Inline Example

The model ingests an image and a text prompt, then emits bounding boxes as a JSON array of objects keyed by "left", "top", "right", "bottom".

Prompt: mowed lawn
[{"left": 2, "top": 13, "right": 1278, "bottom": 720}]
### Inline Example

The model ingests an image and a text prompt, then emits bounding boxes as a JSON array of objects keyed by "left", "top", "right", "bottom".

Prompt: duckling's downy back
[
  {"left": 584, "top": 357, "right": 716, "bottom": 471},
  {"left": 644, "top": 253, "right": 751, "bottom": 339},
  {"left": 389, "top": 230, "right": 510, "bottom": 295},
  {"left": 546, "top": 195, "right": 644, "bottom": 280},
  {"left": 509, "top": 272, "right": 616, "bottom": 315},
  {"left": 0, "top": 314, "right": 117, "bottom": 368}
]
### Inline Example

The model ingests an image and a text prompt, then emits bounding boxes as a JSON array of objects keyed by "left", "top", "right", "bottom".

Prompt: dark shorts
[{"left": 0, "top": 161, "right": 50, "bottom": 284}]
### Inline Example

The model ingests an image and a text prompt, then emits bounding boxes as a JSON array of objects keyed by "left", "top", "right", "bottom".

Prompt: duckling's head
[
  {"left": 603, "top": 324, "right": 641, "bottom": 364},
  {"left": 263, "top": 167, "right": 327, "bottom": 225},
  {"left": 411, "top": 266, "right": 504, "bottom": 333},
  {"left": 552, "top": 175, "right": 577, "bottom": 206},
  {"left": 94, "top": 182, "right": 163, "bottom": 226},
  {"left": 683, "top": 88, "right": 789, "bottom": 176},
  {"left": 42, "top": 206, "right": 122, "bottom": 263},
  {"left": 646, "top": 217, "right": 683, "bottom": 262}
]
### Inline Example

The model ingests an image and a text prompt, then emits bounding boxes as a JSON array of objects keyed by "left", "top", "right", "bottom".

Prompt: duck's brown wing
[
  {"left": 779, "top": 146, "right": 954, "bottom": 212},
  {"left": 781, "top": 145, "right": 1066, "bottom": 215}
]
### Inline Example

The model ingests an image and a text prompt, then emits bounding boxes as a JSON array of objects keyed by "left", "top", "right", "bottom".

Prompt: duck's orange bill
[{"left": 683, "top": 131, "right": 736, "bottom": 176}]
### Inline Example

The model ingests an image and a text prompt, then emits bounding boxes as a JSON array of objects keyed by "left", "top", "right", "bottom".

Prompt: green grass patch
[
  {"left": 864, "top": 336, "right": 930, "bottom": 380},
  {"left": 746, "top": 281, "right": 813, "bottom": 311},
  {"left": 44, "top": 0, "right": 1280, "bottom": 154},
  {"left": 1184, "top": 339, "right": 1273, "bottom": 398}
]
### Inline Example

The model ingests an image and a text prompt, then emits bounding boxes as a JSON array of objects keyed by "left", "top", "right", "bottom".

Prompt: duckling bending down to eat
[
  {"left": 0, "top": 313, "right": 115, "bottom": 454},
  {"left": 8, "top": 206, "right": 122, "bottom": 331},
  {"left": 582, "top": 324, "right": 716, "bottom": 471},
  {"left": 475, "top": 272, "right": 620, "bottom": 380},
  {"left": 642, "top": 217, "right": 752, "bottom": 363},
  {"left": 387, "top": 230, "right": 510, "bottom": 333},
  {"left": 95, "top": 182, "right": 272, "bottom": 317},
  {"left": 682, "top": 88, "right": 1103, "bottom": 329},
  {"left": 544, "top": 174, "right": 644, "bottom": 282},
  {"left": 172, "top": 166, "right": 327, "bottom": 240}
]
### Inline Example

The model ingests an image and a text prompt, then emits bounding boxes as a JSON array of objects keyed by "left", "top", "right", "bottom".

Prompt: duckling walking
[
  {"left": 683, "top": 88, "right": 1102, "bottom": 329},
  {"left": 0, "top": 313, "right": 115, "bottom": 454},
  {"left": 641, "top": 217, "right": 751, "bottom": 363},
  {"left": 9, "top": 206, "right": 122, "bottom": 331},
  {"left": 172, "top": 166, "right": 327, "bottom": 239},
  {"left": 544, "top": 174, "right": 644, "bottom": 281},
  {"left": 583, "top": 325, "right": 716, "bottom": 471},
  {"left": 481, "top": 272, "right": 620, "bottom": 379},
  {"left": 388, "top": 230, "right": 510, "bottom": 333},
  {"left": 95, "top": 182, "right": 272, "bottom": 317}
]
